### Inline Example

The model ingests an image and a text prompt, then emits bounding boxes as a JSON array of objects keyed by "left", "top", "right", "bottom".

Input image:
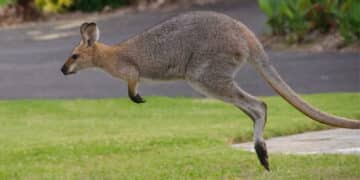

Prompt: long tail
[{"left": 252, "top": 56, "right": 360, "bottom": 129}]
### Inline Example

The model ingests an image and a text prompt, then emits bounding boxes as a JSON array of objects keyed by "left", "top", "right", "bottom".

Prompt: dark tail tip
[{"left": 255, "top": 141, "right": 270, "bottom": 171}]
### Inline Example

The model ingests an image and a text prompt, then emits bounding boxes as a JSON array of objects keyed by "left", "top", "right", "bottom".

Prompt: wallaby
[{"left": 61, "top": 11, "right": 360, "bottom": 171}]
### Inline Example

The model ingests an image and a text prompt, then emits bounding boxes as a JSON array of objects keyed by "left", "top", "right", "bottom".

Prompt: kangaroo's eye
[{"left": 71, "top": 54, "right": 79, "bottom": 59}]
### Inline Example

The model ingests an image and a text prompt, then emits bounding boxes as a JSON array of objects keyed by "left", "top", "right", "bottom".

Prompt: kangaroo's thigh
[
  {"left": 187, "top": 69, "right": 266, "bottom": 123},
  {"left": 186, "top": 63, "right": 269, "bottom": 170},
  {"left": 185, "top": 56, "right": 241, "bottom": 99}
]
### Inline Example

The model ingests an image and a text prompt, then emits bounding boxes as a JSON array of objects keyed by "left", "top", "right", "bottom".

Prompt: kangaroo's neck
[
  {"left": 93, "top": 42, "right": 120, "bottom": 68},
  {"left": 92, "top": 42, "right": 137, "bottom": 79}
]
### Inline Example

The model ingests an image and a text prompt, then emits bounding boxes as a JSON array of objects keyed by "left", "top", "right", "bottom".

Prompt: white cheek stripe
[{"left": 68, "top": 63, "right": 77, "bottom": 72}]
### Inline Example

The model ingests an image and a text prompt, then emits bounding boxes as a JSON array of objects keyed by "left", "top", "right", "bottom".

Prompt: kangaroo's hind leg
[{"left": 186, "top": 62, "right": 269, "bottom": 170}]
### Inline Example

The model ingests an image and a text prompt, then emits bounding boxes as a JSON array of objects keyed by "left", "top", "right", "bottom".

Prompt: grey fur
[{"left": 122, "top": 11, "right": 250, "bottom": 80}]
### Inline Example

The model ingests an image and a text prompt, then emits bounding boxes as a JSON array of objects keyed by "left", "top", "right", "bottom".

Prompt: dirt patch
[
  {"left": 0, "top": 3, "right": 41, "bottom": 27},
  {"left": 136, "top": 0, "right": 219, "bottom": 10},
  {"left": 0, "top": 0, "right": 220, "bottom": 29},
  {"left": 261, "top": 32, "right": 360, "bottom": 53}
]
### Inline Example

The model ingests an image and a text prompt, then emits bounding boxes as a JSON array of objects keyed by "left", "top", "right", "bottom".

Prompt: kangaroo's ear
[
  {"left": 80, "top": 22, "right": 89, "bottom": 35},
  {"left": 80, "top": 22, "right": 100, "bottom": 47}
]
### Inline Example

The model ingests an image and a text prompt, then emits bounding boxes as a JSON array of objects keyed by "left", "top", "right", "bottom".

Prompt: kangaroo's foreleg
[
  {"left": 117, "top": 62, "right": 146, "bottom": 104},
  {"left": 128, "top": 79, "right": 145, "bottom": 103},
  {"left": 186, "top": 61, "right": 269, "bottom": 170}
]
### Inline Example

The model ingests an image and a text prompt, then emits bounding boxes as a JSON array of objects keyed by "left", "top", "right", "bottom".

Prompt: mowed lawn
[{"left": 0, "top": 93, "right": 359, "bottom": 179}]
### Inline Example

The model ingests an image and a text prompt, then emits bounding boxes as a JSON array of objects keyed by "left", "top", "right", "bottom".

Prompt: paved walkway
[{"left": 233, "top": 129, "right": 360, "bottom": 154}]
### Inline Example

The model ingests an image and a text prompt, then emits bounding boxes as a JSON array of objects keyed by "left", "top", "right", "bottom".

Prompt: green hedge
[
  {"left": 258, "top": 0, "right": 360, "bottom": 43},
  {"left": 35, "top": 0, "right": 73, "bottom": 13},
  {"left": 70, "top": 0, "right": 130, "bottom": 12},
  {"left": 35, "top": 0, "right": 131, "bottom": 13}
]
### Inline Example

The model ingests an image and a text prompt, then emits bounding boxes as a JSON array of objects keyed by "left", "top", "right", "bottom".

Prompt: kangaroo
[{"left": 61, "top": 11, "right": 360, "bottom": 171}]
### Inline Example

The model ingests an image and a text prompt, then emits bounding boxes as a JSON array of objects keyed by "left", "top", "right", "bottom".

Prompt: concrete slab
[{"left": 233, "top": 129, "right": 360, "bottom": 154}]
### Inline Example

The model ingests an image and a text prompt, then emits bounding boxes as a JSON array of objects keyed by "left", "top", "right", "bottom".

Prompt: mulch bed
[
  {"left": 0, "top": 0, "right": 219, "bottom": 28},
  {"left": 261, "top": 32, "right": 360, "bottom": 53}
]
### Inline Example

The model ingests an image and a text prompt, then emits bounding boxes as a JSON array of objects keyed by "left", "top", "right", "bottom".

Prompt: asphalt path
[{"left": 0, "top": 0, "right": 359, "bottom": 99}]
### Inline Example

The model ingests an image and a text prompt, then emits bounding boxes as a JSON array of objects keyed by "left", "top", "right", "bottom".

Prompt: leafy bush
[
  {"left": 258, "top": 0, "right": 360, "bottom": 43},
  {"left": 34, "top": 0, "right": 131, "bottom": 13},
  {"left": 35, "top": 0, "right": 74, "bottom": 13},
  {"left": 0, "top": 0, "right": 14, "bottom": 6},
  {"left": 338, "top": 0, "right": 360, "bottom": 42},
  {"left": 70, "top": 0, "right": 130, "bottom": 12}
]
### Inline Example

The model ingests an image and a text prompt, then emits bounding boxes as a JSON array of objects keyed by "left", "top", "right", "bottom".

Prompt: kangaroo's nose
[{"left": 61, "top": 65, "right": 68, "bottom": 75}]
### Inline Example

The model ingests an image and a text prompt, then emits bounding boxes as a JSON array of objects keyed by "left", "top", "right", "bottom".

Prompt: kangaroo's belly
[
  {"left": 138, "top": 57, "right": 188, "bottom": 80},
  {"left": 139, "top": 69, "right": 185, "bottom": 80}
]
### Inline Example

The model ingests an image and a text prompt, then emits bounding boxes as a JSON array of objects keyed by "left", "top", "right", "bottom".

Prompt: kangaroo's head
[{"left": 61, "top": 22, "right": 100, "bottom": 75}]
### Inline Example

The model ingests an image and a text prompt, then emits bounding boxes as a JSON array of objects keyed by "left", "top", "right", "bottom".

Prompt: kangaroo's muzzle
[{"left": 61, "top": 65, "right": 76, "bottom": 75}]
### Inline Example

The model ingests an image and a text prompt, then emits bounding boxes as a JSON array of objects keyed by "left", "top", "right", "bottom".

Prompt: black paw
[
  {"left": 129, "top": 94, "right": 146, "bottom": 104},
  {"left": 255, "top": 141, "right": 270, "bottom": 171}
]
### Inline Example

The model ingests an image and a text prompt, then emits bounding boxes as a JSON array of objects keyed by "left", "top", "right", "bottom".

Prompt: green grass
[{"left": 0, "top": 93, "right": 359, "bottom": 179}]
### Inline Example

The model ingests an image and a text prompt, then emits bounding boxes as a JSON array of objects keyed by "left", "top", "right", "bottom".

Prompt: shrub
[
  {"left": 34, "top": 0, "right": 131, "bottom": 13},
  {"left": 258, "top": 0, "right": 360, "bottom": 43},
  {"left": 0, "top": 0, "right": 14, "bottom": 6},
  {"left": 258, "top": 0, "right": 311, "bottom": 42},
  {"left": 35, "top": 0, "right": 74, "bottom": 13},
  {"left": 70, "top": 0, "right": 131, "bottom": 12},
  {"left": 339, "top": 0, "right": 360, "bottom": 42}
]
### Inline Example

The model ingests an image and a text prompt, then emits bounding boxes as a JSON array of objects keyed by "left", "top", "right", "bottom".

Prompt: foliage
[
  {"left": 258, "top": 0, "right": 360, "bottom": 43},
  {"left": 0, "top": 93, "right": 359, "bottom": 178},
  {"left": 35, "top": 0, "right": 74, "bottom": 13},
  {"left": 338, "top": 0, "right": 360, "bottom": 42},
  {"left": 0, "top": 0, "right": 13, "bottom": 6},
  {"left": 70, "top": 0, "right": 131, "bottom": 12},
  {"left": 34, "top": 0, "right": 130, "bottom": 13}
]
